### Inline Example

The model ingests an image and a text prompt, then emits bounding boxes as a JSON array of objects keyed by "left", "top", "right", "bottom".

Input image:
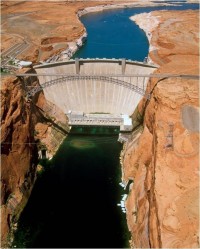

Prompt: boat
[
  {"left": 120, "top": 201, "right": 125, "bottom": 208},
  {"left": 119, "top": 182, "right": 125, "bottom": 187},
  {"left": 122, "top": 194, "right": 128, "bottom": 201}
]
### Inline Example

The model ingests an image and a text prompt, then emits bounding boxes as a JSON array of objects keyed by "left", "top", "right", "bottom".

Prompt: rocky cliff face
[
  {"left": 1, "top": 73, "right": 69, "bottom": 247},
  {"left": 1, "top": 76, "right": 38, "bottom": 247},
  {"left": 124, "top": 10, "right": 199, "bottom": 248}
]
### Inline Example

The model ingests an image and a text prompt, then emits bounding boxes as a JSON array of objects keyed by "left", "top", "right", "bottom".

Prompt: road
[{"left": 1, "top": 42, "right": 30, "bottom": 67}]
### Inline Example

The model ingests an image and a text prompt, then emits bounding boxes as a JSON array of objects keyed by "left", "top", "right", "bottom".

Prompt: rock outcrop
[
  {"left": 1, "top": 72, "right": 69, "bottom": 247},
  {"left": 1, "top": 76, "right": 38, "bottom": 247},
  {"left": 124, "top": 10, "right": 199, "bottom": 248}
]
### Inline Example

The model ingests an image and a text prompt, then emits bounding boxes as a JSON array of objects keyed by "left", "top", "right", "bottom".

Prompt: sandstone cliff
[
  {"left": 1, "top": 76, "right": 38, "bottom": 246},
  {"left": 123, "top": 10, "right": 199, "bottom": 248},
  {"left": 1, "top": 72, "right": 69, "bottom": 247}
]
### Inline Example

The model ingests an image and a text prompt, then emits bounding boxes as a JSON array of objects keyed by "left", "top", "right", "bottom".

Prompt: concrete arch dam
[{"left": 33, "top": 59, "right": 156, "bottom": 118}]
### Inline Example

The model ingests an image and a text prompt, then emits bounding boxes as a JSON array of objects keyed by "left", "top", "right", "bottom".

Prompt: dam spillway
[{"left": 33, "top": 59, "right": 156, "bottom": 117}]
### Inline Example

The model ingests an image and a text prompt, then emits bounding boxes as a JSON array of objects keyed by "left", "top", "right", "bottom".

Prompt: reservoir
[
  {"left": 74, "top": 2, "right": 199, "bottom": 61},
  {"left": 13, "top": 2, "right": 199, "bottom": 248}
]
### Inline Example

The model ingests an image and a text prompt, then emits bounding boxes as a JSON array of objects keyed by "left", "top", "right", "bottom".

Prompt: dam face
[{"left": 34, "top": 59, "right": 156, "bottom": 116}]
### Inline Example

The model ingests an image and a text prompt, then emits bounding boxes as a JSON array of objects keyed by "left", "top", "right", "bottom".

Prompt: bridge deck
[{"left": 13, "top": 73, "right": 200, "bottom": 79}]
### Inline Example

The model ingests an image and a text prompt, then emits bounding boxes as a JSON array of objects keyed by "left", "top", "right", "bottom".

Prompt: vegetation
[
  {"left": 8, "top": 60, "right": 15, "bottom": 65},
  {"left": 1, "top": 67, "right": 9, "bottom": 74}
]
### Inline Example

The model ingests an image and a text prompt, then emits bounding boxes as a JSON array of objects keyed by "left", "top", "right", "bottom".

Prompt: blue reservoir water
[{"left": 74, "top": 3, "right": 199, "bottom": 61}]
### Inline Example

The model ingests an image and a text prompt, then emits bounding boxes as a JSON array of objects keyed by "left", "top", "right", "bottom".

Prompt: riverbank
[
  {"left": 12, "top": 127, "right": 130, "bottom": 248},
  {"left": 130, "top": 13, "right": 159, "bottom": 64},
  {"left": 130, "top": 9, "right": 199, "bottom": 67},
  {"left": 1, "top": 73, "right": 70, "bottom": 247},
  {"left": 124, "top": 9, "right": 199, "bottom": 248}
]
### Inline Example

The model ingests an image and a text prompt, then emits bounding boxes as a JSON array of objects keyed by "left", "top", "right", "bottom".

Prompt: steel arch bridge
[
  {"left": 22, "top": 58, "right": 158, "bottom": 100},
  {"left": 14, "top": 59, "right": 199, "bottom": 106},
  {"left": 26, "top": 74, "right": 151, "bottom": 99}
]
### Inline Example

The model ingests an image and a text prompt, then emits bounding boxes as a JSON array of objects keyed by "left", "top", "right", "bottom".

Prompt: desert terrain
[{"left": 1, "top": 0, "right": 199, "bottom": 248}]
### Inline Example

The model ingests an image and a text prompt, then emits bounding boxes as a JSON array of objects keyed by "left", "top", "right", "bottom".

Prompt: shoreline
[
  {"left": 44, "top": 1, "right": 177, "bottom": 63},
  {"left": 130, "top": 13, "right": 160, "bottom": 52},
  {"left": 129, "top": 13, "right": 160, "bottom": 65},
  {"left": 129, "top": 8, "right": 199, "bottom": 66}
]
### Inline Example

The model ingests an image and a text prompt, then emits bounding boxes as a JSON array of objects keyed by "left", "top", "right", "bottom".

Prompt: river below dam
[
  {"left": 13, "top": 2, "right": 198, "bottom": 248},
  {"left": 13, "top": 127, "right": 130, "bottom": 248}
]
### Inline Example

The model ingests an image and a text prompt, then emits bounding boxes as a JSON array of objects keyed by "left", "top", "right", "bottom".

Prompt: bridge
[
  {"left": 26, "top": 74, "right": 151, "bottom": 99},
  {"left": 15, "top": 58, "right": 199, "bottom": 132}
]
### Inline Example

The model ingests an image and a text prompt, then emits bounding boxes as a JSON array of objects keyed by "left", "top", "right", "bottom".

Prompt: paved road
[
  {"left": 1, "top": 42, "right": 29, "bottom": 67},
  {"left": 12, "top": 73, "right": 200, "bottom": 79}
]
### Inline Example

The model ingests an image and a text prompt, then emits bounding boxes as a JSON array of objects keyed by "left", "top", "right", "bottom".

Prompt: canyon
[
  {"left": 1, "top": 1, "right": 199, "bottom": 248},
  {"left": 124, "top": 9, "right": 199, "bottom": 248},
  {"left": 1, "top": 72, "right": 70, "bottom": 247}
]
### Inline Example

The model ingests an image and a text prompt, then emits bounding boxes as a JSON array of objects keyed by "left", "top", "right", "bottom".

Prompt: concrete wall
[{"left": 34, "top": 59, "right": 156, "bottom": 115}]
